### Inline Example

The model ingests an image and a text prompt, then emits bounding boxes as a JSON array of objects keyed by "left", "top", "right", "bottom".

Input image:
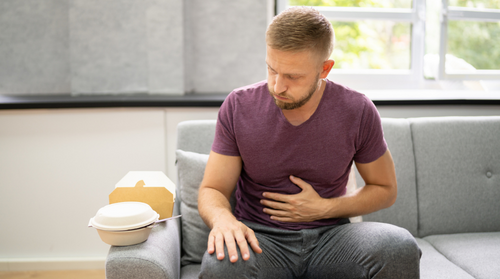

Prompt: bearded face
[
  {"left": 266, "top": 46, "right": 327, "bottom": 111},
  {"left": 268, "top": 73, "right": 320, "bottom": 110}
]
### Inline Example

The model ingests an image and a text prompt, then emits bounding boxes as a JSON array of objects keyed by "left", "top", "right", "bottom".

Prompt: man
[{"left": 197, "top": 6, "right": 420, "bottom": 279}]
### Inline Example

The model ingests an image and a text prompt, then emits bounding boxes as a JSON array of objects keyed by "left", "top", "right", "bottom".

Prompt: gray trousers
[{"left": 199, "top": 220, "right": 421, "bottom": 279}]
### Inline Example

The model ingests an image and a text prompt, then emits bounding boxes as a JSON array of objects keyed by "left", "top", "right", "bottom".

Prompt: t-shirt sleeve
[
  {"left": 353, "top": 96, "right": 387, "bottom": 164},
  {"left": 212, "top": 93, "right": 241, "bottom": 156}
]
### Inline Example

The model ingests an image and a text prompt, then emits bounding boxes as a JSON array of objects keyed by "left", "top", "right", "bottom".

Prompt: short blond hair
[{"left": 266, "top": 7, "right": 335, "bottom": 61}]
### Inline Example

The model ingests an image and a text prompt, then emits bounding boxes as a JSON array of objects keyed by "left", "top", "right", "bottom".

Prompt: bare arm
[
  {"left": 331, "top": 148, "right": 397, "bottom": 218},
  {"left": 260, "top": 149, "right": 397, "bottom": 221},
  {"left": 198, "top": 151, "right": 262, "bottom": 262}
]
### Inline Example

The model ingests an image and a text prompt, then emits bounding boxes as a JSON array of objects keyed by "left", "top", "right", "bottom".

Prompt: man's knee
[
  {"left": 198, "top": 249, "right": 259, "bottom": 279},
  {"left": 361, "top": 223, "right": 420, "bottom": 258},
  {"left": 382, "top": 223, "right": 420, "bottom": 258},
  {"left": 364, "top": 223, "right": 421, "bottom": 278}
]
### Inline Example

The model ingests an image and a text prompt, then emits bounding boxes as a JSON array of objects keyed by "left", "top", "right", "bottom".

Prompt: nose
[{"left": 274, "top": 74, "right": 287, "bottom": 94}]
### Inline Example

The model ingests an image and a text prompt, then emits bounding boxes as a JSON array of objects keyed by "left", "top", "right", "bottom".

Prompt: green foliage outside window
[
  {"left": 448, "top": 21, "right": 500, "bottom": 70},
  {"left": 331, "top": 21, "right": 410, "bottom": 69},
  {"left": 447, "top": 0, "right": 500, "bottom": 70}
]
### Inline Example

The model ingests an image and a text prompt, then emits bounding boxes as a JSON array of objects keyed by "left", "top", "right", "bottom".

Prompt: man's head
[
  {"left": 265, "top": 7, "right": 335, "bottom": 110},
  {"left": 266, "top": 7, "right": 335, "bottom": 64}
]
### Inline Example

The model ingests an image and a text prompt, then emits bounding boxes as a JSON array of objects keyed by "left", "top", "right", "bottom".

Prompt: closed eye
[
  {"left": 267, "top": 65, "right": 277, "bottom": 74},
  {"left": 266, "top": 64, "right": 302, "bottom": 80}
]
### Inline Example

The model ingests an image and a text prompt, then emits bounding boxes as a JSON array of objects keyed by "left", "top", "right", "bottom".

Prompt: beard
[{"left": 268, "top": 75, "right": 321, "bottom": 110}]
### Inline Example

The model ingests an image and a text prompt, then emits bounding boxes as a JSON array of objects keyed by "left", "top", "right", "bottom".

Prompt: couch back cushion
[
  {"left": 177, "top": 120, "right": 216, "bottom": 154},
  {"left": 355, "top": 118, "right": 419, "bottom": 236},
  {"left": 176, "top": 149, "right": 210, "bottom": 265},
  {"left": 176, "top": 120, "right": 216, "bottom": 265},
  {"left": 411, "top": 116, "right": 500, "bottom": 237}
]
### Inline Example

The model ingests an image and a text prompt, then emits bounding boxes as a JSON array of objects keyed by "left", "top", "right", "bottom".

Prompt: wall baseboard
[{"left": 0, "top": 257, "right": 106, "bottom": 271}]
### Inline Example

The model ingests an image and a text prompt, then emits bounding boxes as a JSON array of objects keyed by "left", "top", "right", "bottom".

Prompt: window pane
[
  {"left": 331, "top": 21, "right": 411, "bottom": 69},
  {"left": 447, "top": 21, "right": 500, "bottom": 70},
  {"left": 448, "top": 0, "right": 500, "bottom": 9},
  {"left": 289, "top": 0, "right": 412, "bottom": 9}
]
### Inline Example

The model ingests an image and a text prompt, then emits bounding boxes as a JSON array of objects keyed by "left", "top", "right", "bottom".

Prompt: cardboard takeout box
[{"left": 109, "top": 171, "right": 176, "bottom": 219}]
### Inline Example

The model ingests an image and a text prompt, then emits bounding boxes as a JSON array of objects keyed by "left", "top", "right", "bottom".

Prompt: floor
[{"left": 0, "top": 269, "right": 105, "bottom": 279}]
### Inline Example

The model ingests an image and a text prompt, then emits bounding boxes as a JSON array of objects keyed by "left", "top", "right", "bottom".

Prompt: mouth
[{"left": 274, "top": 94, "right": 289, "bottom": 101}]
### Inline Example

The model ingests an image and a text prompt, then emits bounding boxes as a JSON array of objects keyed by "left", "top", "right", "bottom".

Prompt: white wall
[
  {"left": 1, "top": 105, "right": 499, "bottom": 271},
  {"left": 0, "top": 107, "right": 219, "bottom": 271}
]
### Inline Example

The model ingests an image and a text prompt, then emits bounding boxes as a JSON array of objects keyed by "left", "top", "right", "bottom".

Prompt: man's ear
[{"left": 320, "top": 60, "right": 335, "bottom": 78}]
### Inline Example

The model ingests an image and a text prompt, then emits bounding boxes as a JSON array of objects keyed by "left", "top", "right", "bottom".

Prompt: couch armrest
[{"left": 105, "top": 219, "right": 181, "bottom": 279}]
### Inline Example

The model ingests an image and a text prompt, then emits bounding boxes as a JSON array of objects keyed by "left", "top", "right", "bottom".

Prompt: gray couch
[{"left": 106, "top": 116, "right": 500, "bottom": 279}]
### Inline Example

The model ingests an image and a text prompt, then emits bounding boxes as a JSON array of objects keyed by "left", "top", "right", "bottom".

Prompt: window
[
  {"left": 432, "top": 0, "right": 500, "bottom": 80},
  {"left": 276, "top": 0, "right": 500, "bottom": 93}
]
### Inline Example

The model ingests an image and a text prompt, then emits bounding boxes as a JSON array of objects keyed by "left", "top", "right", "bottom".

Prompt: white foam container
[
  {"left": 95, "top": 225, "right": 155, "bottom": 246},
  {"left": 89, "top": 202, "right": 159, "bottom": 246}
]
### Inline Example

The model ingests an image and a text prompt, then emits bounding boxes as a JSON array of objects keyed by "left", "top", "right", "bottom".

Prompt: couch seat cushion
[
  {"left": 416, "top": 238, "right": 473, "bottom": 279},
  {"left": 424, "top": 232, "right": 500, "bottom": 279}
]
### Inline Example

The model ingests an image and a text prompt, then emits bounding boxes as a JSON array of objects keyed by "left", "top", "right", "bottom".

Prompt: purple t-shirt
[{"left": 212, "top": 79, "right": 387, "bottom": 230}]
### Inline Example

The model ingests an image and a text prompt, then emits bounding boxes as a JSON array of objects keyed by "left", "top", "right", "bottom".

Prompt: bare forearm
[
  {"left": 326, "top": 183, "right": 397, "bottom": 219},
  {"left": 198, "top": 187, "right": 237, "bottom": 229},
  {"left": 327, "top": 150, "right": 398, "bottom": 219},
  {"left": 197, "top": 152, "right": 261, "bottom": 262}
]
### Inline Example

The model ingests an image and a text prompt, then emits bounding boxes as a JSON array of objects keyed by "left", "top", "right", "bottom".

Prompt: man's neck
[{"left": 282, "top": 79, "right": 326, "bottom": 126}]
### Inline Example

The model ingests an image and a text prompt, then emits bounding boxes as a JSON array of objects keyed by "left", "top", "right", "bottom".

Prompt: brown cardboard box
[{"left": 109, "top": 171, "right": 176, "bottom": 219}]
